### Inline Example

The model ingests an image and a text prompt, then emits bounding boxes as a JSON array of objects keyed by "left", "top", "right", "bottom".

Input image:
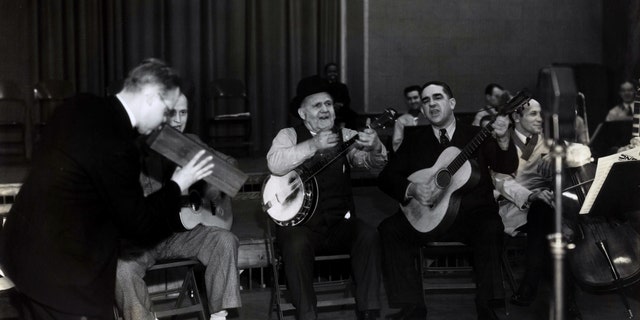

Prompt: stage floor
[{"left": 1, "top": 157, "right": 639, "bottom": 319}]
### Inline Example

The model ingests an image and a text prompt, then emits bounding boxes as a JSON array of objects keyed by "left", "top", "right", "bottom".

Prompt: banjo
[{"left": 262, "top": 109, "right": 398, "bottom": 227}]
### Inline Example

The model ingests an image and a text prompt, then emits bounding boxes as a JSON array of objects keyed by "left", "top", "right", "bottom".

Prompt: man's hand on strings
[
  {"left": 357, "top": 118, "right": 382, "bottom": 151},
  {"left": 407, "top": 181, "right": 443, "bottom": 207},
  {"left": 312, "top": 131, "right": 339, "bottom": 151}
]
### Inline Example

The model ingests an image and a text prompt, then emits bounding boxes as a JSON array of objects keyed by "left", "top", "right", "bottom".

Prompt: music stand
[
  {"left": 588, "top": 120, "right": 633, "bottom": 157},
  {"left": 588, "top": 160, "right": 640, "bottom": 220}
]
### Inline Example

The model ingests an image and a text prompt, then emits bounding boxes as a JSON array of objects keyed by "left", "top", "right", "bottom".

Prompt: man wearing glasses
[{"left": 0, "top": 59, "right": 214, "bottom": 319}]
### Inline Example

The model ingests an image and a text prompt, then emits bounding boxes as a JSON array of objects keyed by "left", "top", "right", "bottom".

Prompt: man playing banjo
[{"left": 266, "top": 75, "right": 387, "bottom": 320}]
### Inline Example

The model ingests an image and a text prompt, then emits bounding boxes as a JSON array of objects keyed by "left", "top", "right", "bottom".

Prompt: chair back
[
  {"left": 0, "top": 81, "right": 24, "bottom": 101},
  {"left": 207, "top": 79, "right": 252, "bottom": 156},
  {"left": 33, "top": 80, "right": 74, "bottom": 100},
  {"left": 0, "top": 80, "right": 26, "bottom": 123},
  {"left": 33, "top": 80, "right": 74, "bottom": 125},
  {"left": 0, "top": 81, "right": 28, "bottom": 158},
  {"left": 211, "top": 78, "right": 247, "bottom": 98}
]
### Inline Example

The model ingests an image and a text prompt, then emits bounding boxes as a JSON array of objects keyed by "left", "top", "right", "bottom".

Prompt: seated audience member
[
  {"left": 392, "top": 85, "right": 430, "bottom": 152},
  {"left": 0, "top": 59, "right": 214, "bottom": 318},
  {"left": 472, "top": 83, "right": 506, "bottom": 126},
  {"left": 605, "top": 80, "right": 636, "bottom": 121},
  {"left": 324, "top": 62, "right": 358, "bottom": 129},
  {"left": 115, "top": 93, "right": 240, "bottom": 320},
  {"left": 378, "top": 81, "right": 517, "bottom": 320},
  {"left": 492, "top": 99, "right": 582, "bottom": 319},
  {"left": 267, "top": 75, "right": 386, "bottom": 320}
]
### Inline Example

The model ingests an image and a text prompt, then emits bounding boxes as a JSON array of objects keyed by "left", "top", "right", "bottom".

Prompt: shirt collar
[
  {"left": 514, "top": 127, "right": 530, "bottom": 144},
  {"left": 115, "top": 93, "right": 137, "bottom": 128},
  {"left": 432, "top": 120, "right": 456, "bottom": 140}
]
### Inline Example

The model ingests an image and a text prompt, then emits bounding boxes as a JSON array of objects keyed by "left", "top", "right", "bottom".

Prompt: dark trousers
[
  {"left": 378, "top": 208, "right": 504, "bottom": 316},
  {"left": 521, "top": 200, "right": 555, "bottom": 288},
  {"left": 521, "top": 200, "right": 577, "bottom": 299},
  {"left": 276, "top": 218, "right": 381, "bottom": 320},
  {"left": 11, "top": 290, "right": 113, "bottom": 320}
]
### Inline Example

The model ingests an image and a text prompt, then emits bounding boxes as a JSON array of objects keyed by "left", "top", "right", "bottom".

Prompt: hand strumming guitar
[
  {"left": 311, "top": 130, "right": 339, "bottom": 151},
  {"left": 407, "top": 179, "right": 443, "bottom": 207}
]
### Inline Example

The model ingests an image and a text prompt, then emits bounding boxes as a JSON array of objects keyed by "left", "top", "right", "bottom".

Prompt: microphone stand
[
  {"left": 547, "top": 71, "right": 573, "bottom": 320},
  {"left": 548, "top": 128, "right": 566, "bottom": 320}
]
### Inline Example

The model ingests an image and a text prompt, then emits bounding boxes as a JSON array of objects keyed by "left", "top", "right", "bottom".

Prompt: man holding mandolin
[
  {"left": 377, "top": 81, "right": 519, "bottom": 320},
  {"left": 265, "top": 75, "right": 387, "bottom": 320}
]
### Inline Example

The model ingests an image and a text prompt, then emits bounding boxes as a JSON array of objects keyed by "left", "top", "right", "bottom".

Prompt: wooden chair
[
  {"left": 420, "top": 242, "right": 477, "bottom": 293},
  {"left": 113, "top": 259, "right": 209, "bottom": 320},
  {"left": 207, "top": 79, "right": 252, "bottom": 157},
  {"left": 265, "top": 220, "right": 355, "bottom": 320},
  {"left": 0, "top": 184, "right": 20, "bottom": 319},
  {"left": 0, "top": 80, "right": 28, "bottom": 160},
  {"left": 419, "top": 240, "right": 521, "bottom": 316},
  {"left": 420, "top": 239, "right": 523, "bottom": 294}
]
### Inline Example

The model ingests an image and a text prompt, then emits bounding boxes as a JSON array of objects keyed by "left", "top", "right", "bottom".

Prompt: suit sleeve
[
  {"left": 377, "top": 130, "right": 415, "bottom": 203},
  {"left": 94, "top": 140, "right": 183, "bottom": 244},
  {"left": 481, "top": 135, "right": 518, "bottom": 174}
]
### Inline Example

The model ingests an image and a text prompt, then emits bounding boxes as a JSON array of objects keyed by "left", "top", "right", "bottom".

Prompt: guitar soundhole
[{"left": 435, "top": 169, "right": 452, "bottom": 189}]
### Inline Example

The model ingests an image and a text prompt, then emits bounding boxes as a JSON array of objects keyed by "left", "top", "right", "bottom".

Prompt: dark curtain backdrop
[{"left": 32, "top": 0, "right": 341, "bottom": 153}]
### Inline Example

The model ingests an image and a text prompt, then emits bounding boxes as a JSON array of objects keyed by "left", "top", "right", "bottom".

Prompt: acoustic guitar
[
  {"left": 262, "top": 109, "right": 398, "bottom": 227},
  {"left": 179, "top": 189, "right": 233, "bottom": 230},
  {"left": 401, "top": 92, "right": 531, "bottom": 234}
]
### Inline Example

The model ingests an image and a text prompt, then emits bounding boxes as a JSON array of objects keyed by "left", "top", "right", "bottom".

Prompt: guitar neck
[
  {"left": 299, "top": 135, "right": 359, "bottom": 181},
  {"left": 446, "top": 124, "right": 494, "bottom": 174},
  {"left": 296, "top": 108, "right": 397, "bottom": 181}
]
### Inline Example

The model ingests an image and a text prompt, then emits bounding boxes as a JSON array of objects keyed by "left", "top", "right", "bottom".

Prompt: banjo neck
[{"left": 297, "top": 108, "right": 398, "bottom": 182}]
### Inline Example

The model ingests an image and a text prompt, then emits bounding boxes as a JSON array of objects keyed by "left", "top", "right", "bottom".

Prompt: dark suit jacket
[
  {"left": 0, "top": 94, "right": 184, "bottom": 316},
  {"left": 378, "top": 122, "right": 519, "bottom": 216}
]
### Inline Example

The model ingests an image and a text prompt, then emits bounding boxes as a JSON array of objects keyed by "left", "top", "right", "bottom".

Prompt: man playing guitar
[
  {"left": 266, "top": 75, "right": 387, "bottom": 320},
  {"left": 115, "top": 92, "right": 240, "bottom": 320},
  {"left": 377, "top": 81, "right": 518, "bottom": 320}
]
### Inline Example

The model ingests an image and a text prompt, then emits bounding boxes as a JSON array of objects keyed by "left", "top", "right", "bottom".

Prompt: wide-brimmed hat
[{"left": 289, "top": 75, "right": 333, "bottom": 116}]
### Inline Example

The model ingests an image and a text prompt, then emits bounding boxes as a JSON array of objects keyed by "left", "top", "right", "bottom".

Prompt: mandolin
[{"left": 401, "top": 91, "right": 531, "bottom": 234}]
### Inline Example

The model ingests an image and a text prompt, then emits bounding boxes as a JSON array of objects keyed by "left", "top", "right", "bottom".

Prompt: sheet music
[{"left": 579, "top": 147, "right": 640, "bottom": 214}]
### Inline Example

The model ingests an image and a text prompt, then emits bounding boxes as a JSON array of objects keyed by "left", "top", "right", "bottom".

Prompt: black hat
[{"left": 289, "top": 75, "right": 333, "bottom": 116}]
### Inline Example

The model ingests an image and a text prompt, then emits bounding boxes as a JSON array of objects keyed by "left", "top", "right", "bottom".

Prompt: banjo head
[{"left": 262, "top": 172, "right": 318, "bottom": 227}]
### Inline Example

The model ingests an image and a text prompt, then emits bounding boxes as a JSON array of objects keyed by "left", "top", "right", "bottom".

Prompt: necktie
[
  {"left": 439, "top": 129, "right": 450, "bottom": 146},
  {"left": 525, "top": 136, "right": 531, "bottom": 145}
]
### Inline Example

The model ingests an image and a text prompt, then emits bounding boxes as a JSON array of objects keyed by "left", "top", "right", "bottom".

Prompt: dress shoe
[
  {"left": 510, "top": 283, "right": 537, "bottom": 306},
  {"left": 357, "top": 309, "right": 379, "bottom": 320},
  {"left": 385, "top": 305, "right": 427, "bottom": 320}
]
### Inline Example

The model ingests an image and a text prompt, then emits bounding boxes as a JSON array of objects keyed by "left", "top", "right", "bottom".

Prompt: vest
[{"left": 294, "top": 125, "right": 355, "bottom": 230}]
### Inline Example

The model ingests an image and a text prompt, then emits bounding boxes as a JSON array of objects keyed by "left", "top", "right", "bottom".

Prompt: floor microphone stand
[{"left": 548, "top": 113, "right": 572, "bottom": 320}]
